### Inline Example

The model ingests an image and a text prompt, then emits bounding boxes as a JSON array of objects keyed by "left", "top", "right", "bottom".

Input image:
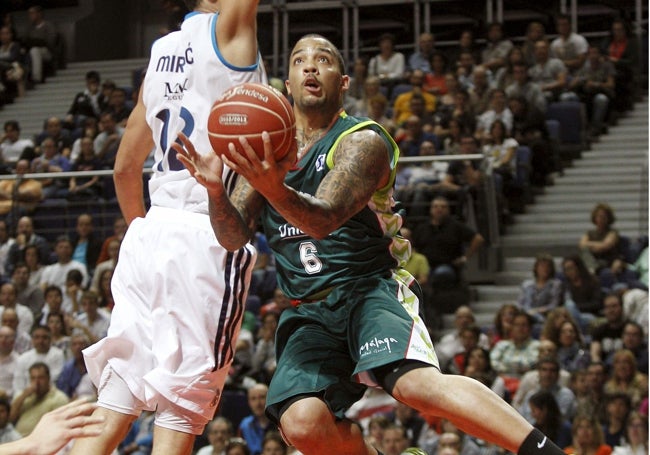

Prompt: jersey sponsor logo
[
  {"left": 279, "top": 223, "right": 306, "bottom": 239},
  {"left": 359, "top": 336, "right": 399, "bottom": 358},
  {"left": 221, "top": 85, "right": 269, "bottom": 103},
  {"left": 315, "top": 154, "right": 326, "bottom": 172},
  {"left": 164, "top": 79, "right": 190, "bottom": 101},
  {"left": 155, "top": 45, "right": 194, "bottom": 73}
]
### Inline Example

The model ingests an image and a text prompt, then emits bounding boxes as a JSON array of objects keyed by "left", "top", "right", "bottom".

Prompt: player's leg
[
  {"left": 69, "top": 407, "right": 137, "bottom": 454},
  {"left": 279, "top": 396, "right": 376, "bottom": 455},
  {"left": 387, "top": 364, "right": 563, "bottom": 455},
  {"left": 151, "top": 426, "right": 195, "bottom": 455}
]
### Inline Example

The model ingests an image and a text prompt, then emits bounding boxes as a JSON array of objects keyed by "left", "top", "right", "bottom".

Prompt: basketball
[{"left": 207, "top": 82, "right": 296, "bottom": 162}]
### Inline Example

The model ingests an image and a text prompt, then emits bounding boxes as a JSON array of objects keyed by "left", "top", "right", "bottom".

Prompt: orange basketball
[{"left": 208, "top": 82, "right": 295, "bottom": 162}]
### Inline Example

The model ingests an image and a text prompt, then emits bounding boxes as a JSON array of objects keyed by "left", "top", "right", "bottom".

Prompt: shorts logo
[{"left": 359, "top": 336, "right": 398, "bottom": 358}]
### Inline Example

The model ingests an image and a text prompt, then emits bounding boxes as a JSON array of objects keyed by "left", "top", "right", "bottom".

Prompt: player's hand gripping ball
[{"left": 208, "top": 82, "right": 296, "bottom": 161}]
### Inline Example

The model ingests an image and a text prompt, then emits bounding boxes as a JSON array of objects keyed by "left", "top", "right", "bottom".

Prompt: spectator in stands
[
  {"left": 564, "top": 415, "right": 612, "bottom": 455},
  {"left": 561, "top": 255, "right": 603, "bottom": 332},
  {"left": 0, "top": 307, "right": 31, "bottom": 355},
  {"left": 481, "top": 22, "right": 514, "bottom": 72},
  {"left": 23, "top": 6, "right": 57, "bottom": 84},
  {"left": 579, "top": 203, "right": 620, "bottom": 274},
  {"left": 95, "top": 215, "right": 126, "bottom": 265},
  {"left": 10, "top": 361, "right": 69, "bottom": 437},
  {"left": 39, "top": 235, "right": 89, "bottom": 293},
  {"left": 476, "top": 88, "right": 513, "bottom": 141},
  {"left": 34, "top": 117, "right": 73, "bottom": 159},
  {"left": 395, "top": 115, "right": 440, "bottom": 157},
  {"left": 381, "top": 424, "right": 409, "bottom": 455},
  {"left": 522, "top": 21, "right": 546, "bottom": 67},
  {"left": 550, "top": 14, "right": 588, "bottom": 76},
  {"left": 0, "top": 159, "right": 43, "bottom": 218},
  {"left": 506, "top": 62, "right": 547, "bottom": 114},
  {"left": 456, "top": 50, "right": 481, "bottom": 91},
  {"left": 508, "top": 95, "right": 553, "bottom": 187},
  {"left": 0, "top": 281, "right": 33, "bottom": 335},
  {"left": 490, "top": 310, "right": 540, "bottom": 381},
  {"left": 602, "top": 392, "right": 631, "bottom": 448},
  {"left": 94, "top": 111, "right": 124, "bottom": 168},
  {"left": 90, "top": 238, "right": 119, "bottom": 293},
  {"left": 69, "top": 214, "right": 102, "bottom": 278},
  {"left": 601, "top": 18, "right": 637, "bottom": 113},
  {"left": 0, "top": 25, "right": 24, "bottom": 101},
  {"left": 367, "top": 33, "right": 405, "bottom": 86},
  {"left": 106, "top": 87, "right": 132, "bottom": 127},
  {"left": 436, "top": 305, "right": 491, "bottom": 369},
  {"left": 55, "top": 333, "right": 89, "bottom": 399},
  {"left": 95, "top": 268, "right": 114, "bottom": 311},
  {"left": 441, "top": 118, "right": 463, "bottom": 155},
  {"left": 65, "top": 70, "right": 106, "bottom": 128},
  {"left": 68, "top": 137, "right": 102, "bottom": 201},
  {"left": 423, "top": 51, "right": 448, "bottom": 96},
  {"left": 385, "top": 402, "right": 430, "bottom": 449},
  {"left": 0, "top": 397, "right": 21, "bottom": 444},
  {"left": 463, "top": 346, "right": 507, "bottom": 400},
  {"left": 556, "top": 319, "right": 590, "bottom": 373},
  {"left": 344, "top": 57, "right": 368, "bottom": 111},
  {"left": 528, "top": 39, "right": 568, "bottom": 102},
  {"left": 0, "top": 120, "right": 34, "bottom": 169},
  {"left": 434, "top": 73, "right": 461, "bottom": 124},
  {"left": 349, "top": 75, "right": 382, "bottom": 117},
  {"left": 250, "top": 311, "right": 278, "bottom": 384},
  {"left": 590, "top": 293, "right": 627, "bottom": 364},
  {"left": 31, "top": 137, "right": 72, "bottom": 199},
  {"left": 238, "top": 383, "right": 275, "bottom": 455},
  {"left": 540, "top": 307, "right": 574, "bottom": 344},
  {"left": 392, "top": 70, "right": 437, "bottom": 126},
  {"left": 527, "top": 390, "right": 573, "bottom": 449},
  {"left": 603, "top": 350, "right": 648, "bottom": 409},
  {"left": 69, "top": 116, "right": 99, "bottom": 162},
  {"left": 12, "top": 325, "right": 65, "bottom": 396},
  {"left": 513, "top": 340, "right": 572, "bottom": 409},
  {"left": 517, "top": 253, "right": 563, "bottom": 325},
  {"left": 436, "top": 88, "right": 476, "bottom": 139},
  {"left": 196, "top": 417, "right": 234, "bottom": 455},
  {"left": 449, "top": 29, "right": 480, "bottom": 71},
  {"left": 261, "top": 431, "right": 287, "bottom": 455},
  {"left": 481, "top": 120, "right": 518, "bottom": 215},
  {"left": 62, "top": 269, "right": 83, "bottom": 317},
  {"left": 408, "top": 32, "right": 436, "bottom": 74},
  {"left": 36, "top": 285, "right": 64, "bottom": 326},
  {"left": 411, "top": 195, "right": 484, "bottom": 291},
  {"left": 569, "top": 45, "right": 616, "bottom": 139},
  {"left": 516, "top": 357, "right": 577, "bottom": 424},
  {"left": 577, "top": 361, "right": 608, "bottom": 419},
  {"left": 613, "top": 411, "right": 647, "bottom": 455},
  {"left": 467, "top": 65, "right": 492, "bottom": 116},
  {"left": 12, "top": 262, "right": 44, "bottom": 317},
  {"left": 0, "top": 325, "right": 18, "bottom": 399},
  {"left": 69, "top": 290, "right": 109, "bottom": 344},
  {"left": 366, "top": 93, "right": 396, "bottom": 137},
  {"left": 24, "top": 244, "right": 45, "bottom": 289},
  {"left": 488, "top": 303, "right": 518, "bottom": 346},
  {"left": 46, "top": 308, "right": 69, "bottom": 351},
  {"left": 609, "top": 321, "right": 648, "bottom": 375},
  {"left": 495, "top": 46, "right": 526, "bottom": 90},
  {"left": 6, "top": 216, "right": 51, "bottom": 276}
]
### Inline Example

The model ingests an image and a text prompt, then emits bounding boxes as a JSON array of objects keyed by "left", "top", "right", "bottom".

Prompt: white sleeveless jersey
[{"left": 143, "top": 11, "right": 267, "bottom": 212}]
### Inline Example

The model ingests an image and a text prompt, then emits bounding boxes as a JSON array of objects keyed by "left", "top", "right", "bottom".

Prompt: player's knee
[
  {"left": 279, "top": 399, "right": 332, "bottom": 446},
  {"left": 391, "top": 365, "right": 445, "bottom": 409}
]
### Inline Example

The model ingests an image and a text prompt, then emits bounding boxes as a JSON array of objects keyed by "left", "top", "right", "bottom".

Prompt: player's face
[{"left": 287, "top": 37, "right": 349, "bottom": 112}]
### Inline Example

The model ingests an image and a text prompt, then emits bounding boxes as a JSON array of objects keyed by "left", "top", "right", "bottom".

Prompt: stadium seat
[{"left": 545, "top": 101, "right": 588, "bottom": 160}]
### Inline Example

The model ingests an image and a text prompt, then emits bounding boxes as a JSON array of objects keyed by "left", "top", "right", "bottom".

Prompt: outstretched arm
[{"left": 172, "top": 134, "right": 265, "bottom": 251}]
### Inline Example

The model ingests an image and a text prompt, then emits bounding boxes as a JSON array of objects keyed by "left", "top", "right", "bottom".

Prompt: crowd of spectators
[{"left": 0, "top": 6, "right": 645, "bottom": 455}]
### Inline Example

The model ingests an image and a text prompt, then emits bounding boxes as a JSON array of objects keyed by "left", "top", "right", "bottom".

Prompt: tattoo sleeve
[{"left": 264, "top": 129, "right": 390, "bottom": 239}]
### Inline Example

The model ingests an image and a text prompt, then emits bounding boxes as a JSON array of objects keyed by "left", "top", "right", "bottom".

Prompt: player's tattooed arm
[
  {"left": 209, "top": 177, "right": 266, "bottom": 251},
  {"left": 265, "top": 129, "right": 390, "bottom": 239}
]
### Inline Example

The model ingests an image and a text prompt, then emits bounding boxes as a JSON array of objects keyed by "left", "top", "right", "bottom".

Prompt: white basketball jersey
[{"left": 143, "top": 11, "right": 267, "bottom": 212}]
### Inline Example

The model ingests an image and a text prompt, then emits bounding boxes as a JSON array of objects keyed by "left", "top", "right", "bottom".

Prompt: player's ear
[
  {"left": 285, "top": 79, "right": 291, "bottom": 96},
  {"left": 340, "top": 74, "right": 350, "bottom": 92}
]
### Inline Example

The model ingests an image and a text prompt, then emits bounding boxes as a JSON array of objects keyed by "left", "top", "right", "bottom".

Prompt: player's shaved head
[{"left": 291, "top": 34, "right": 346, "bottom": 73}]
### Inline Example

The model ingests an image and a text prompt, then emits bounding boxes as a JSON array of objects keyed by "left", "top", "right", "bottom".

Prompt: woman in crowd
[
  {"left": 564, "top": 415, "right": 612, "bottom": 455},
  {"left": 556, "top": 319, "right": 591, "bottom": 373},
  {"left": 561, "top": 255, "right": 603, "bottom": 333},
  {"left": 528, "top": 390, "right": 572, "bottom": 449},
  {"left": 579, "top": 203, "right": 620, "bottom": 274},
  {"left": 604, "top": 350, "right": 649, "bottom": 409},
  {"left": 612, "top": 411, "right": 648, "bottom": 455},
  {"left": 47, "top": 311, "right": 70, "bottom": 358},
  {"left": 463, "top": 346, "right": 507, "bottom": 400},
  {"left": 517, "top": 253, "right": 563, "bottom": 325}
]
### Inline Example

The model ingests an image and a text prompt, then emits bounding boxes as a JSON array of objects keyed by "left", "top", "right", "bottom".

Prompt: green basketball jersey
[{"left": 261, "top": 111, "right": 410, "bottom": 300}]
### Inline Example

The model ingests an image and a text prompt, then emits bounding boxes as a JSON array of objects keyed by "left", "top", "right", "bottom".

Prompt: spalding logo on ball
[{"left": 208, "top": 82, "right": 296, "bottom": 162}]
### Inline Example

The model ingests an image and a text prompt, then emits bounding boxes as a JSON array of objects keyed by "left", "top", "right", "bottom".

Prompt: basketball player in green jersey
[{"left": 174, "top": 34, "right": 565, "bottom": 455}]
